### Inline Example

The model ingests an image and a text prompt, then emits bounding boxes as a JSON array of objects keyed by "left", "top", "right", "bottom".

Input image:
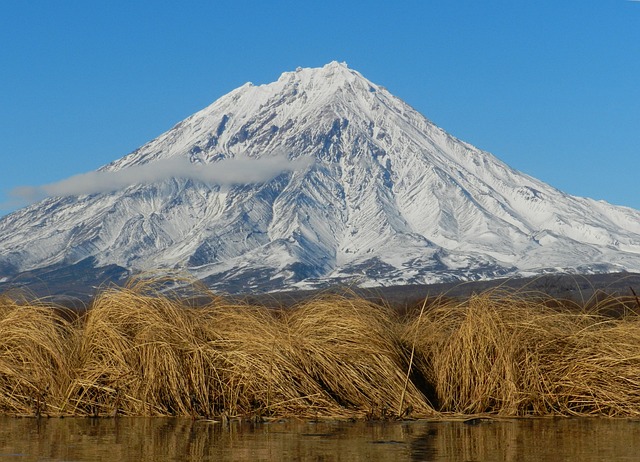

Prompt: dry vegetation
[{"left": 1, "top": 278, "right": 640, "bottom": 419}]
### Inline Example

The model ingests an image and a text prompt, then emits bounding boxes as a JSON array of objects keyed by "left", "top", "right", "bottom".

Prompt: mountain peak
[
  {"left": 288, "top": 60, "right": 351, "bottom": 77},
  {"left": 324, "top": 60, "right": 349, "bottom": 69},
  {"left": 272, "top": 61, "right": 375, "bottom": 95}
]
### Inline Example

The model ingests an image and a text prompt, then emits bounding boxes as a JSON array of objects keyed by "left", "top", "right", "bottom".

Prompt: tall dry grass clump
[
  {"left": 403, "top": 289, "right": 640, "bottom": 416},
  {"left": 285, "top": 295, "right": 435, "bottom": 418},
  {"left": 70, "top": 279, "right": 223, "bottom": 416},
  {"left": 68, "top": 279, "right": 434, "bottom": 418},
  {"left": 0, "top": 295, "right": 75, "bottom": 415},
  {"left": 542, "top": 312, "right": 640, "bottom": 416},
  {"left": 188, "top": 299, "right": 322, "bottom": 418},
  {"left": 185, "top": 293, "right": 436, "bottom": 418}
]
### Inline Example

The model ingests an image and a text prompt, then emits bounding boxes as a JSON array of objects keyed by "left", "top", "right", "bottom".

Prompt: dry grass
[
  {"left": 1, "top": 279, "right": 640, "bottom": 418},
  {"left": 403, "top": 289, "right": 640, "bottom": 416},
  {"left": 0, "top": 294, "right": 75, "bottom": 415},
  {"left": 284, "top": 295, "right": 432, "bottom": 417}
]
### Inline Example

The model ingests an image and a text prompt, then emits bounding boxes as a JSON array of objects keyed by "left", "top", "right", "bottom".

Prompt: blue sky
[{"left": 1, "top": 0, "right": 639, "bottom": 216}]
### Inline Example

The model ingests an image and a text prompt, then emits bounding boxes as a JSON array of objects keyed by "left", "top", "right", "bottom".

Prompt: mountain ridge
[{"left": 2, "top": 61, "right": 640, "bottom": 294}]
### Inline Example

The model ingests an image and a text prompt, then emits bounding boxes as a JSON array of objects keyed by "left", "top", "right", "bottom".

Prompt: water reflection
[{"left": 1, "top": 417, "right": 640, "bottom": 461}]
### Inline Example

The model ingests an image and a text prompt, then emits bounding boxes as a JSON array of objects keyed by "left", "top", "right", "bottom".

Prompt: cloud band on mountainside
[{"left": 10, "top": 155, "right": 313, "bottom": 203}]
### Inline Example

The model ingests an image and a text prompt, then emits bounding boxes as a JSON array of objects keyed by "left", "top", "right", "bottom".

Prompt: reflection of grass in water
[
  {"left": 412, "top": 418, "right": 640, "bottom": 461},
  {"left": 3, "top": 417, "right": 640, "bottom": 461},
  {"left": 2, "top": 278, "right": 640, "bottom": 418}
]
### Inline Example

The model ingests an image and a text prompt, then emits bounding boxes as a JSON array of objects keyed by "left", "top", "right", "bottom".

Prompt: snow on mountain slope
[{"left": 1, "top": 61, "right": 640, "bottom": 293}]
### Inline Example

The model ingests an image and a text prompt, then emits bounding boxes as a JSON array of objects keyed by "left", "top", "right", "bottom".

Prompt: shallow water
[{"left": 1, "top": 416, "right": 640, "bottom": 461}]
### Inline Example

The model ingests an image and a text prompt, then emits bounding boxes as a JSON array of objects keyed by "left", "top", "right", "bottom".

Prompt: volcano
[{"left": 2, "top": 61, "right": 640, "bottom": 294}]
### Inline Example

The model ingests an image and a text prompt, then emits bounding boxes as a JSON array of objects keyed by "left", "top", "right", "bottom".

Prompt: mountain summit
[{"left": 2, "top": 62, "right": 640, "bottom": 293}]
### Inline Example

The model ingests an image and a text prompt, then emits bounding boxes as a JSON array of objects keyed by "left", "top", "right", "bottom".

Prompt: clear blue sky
[{"left": 1, "top": 0, "right": 639, "bottom": 217}]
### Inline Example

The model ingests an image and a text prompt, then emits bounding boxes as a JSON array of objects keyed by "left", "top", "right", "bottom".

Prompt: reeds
[{"left": 1, "top": 279, "right": 640, "bottom": 418}]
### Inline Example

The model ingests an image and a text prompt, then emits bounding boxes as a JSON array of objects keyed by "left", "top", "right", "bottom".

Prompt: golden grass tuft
[
  {"left": 2, "top": 279, "right": 640, "bottom": 418},
  {"left": 403, "top": 289, "right": 640, "bottom": 416},
  {"left": 0, "top": 295, "right": 75, "bottom": 415},
  {"left": 284, "top": 294, "right": 434, "bottom": 417},
  {"left": 70, "top": 281, "right": 202, "bottom": 416}
]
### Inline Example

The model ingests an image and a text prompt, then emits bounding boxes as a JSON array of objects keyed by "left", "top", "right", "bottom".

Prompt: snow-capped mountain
[{"left": 2, "top": 61, "right": 640, "bottom": 294}]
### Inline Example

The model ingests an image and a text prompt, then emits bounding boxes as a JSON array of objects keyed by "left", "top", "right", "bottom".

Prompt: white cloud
[{"left": 9, "top": 154, "right": 314, "bottom": 203}]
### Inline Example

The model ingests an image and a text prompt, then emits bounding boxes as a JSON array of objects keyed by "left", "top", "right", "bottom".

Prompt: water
[{"left": 1, "top": 416, "right": 640, "bottom": 461}]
